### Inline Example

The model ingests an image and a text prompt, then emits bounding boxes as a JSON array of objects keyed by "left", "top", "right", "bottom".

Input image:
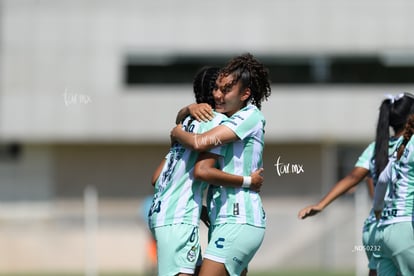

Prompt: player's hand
[
  {"left": 189, "top": 103, "right": 214, "bottom": 122},
  {"left": 170, "top": 124, "right": 182, "bottom": 138},
  {"left": 170, "top": 124, "right": 182, "bottom": 145},
  {"left": 297, "top": 205, "right": 323, "bottom": 219},
  {"left": 250, "top": 168, "right": 264, "bottom": 192}
]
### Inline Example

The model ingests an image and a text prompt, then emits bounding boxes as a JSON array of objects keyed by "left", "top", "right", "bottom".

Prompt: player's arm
[
  {"left": 175, "top": 103, "right": 214, "bottom": 124},
  {"left": 151, "top": 159, "right": 165, "bottom": 186},
  {"left": 171, "top": 124, "right": 237, "bottom": 152},
  {"left": 298, "top": 166, "right": 369, "bottom": 219},
  {"left": 194, "top": 152, "right": 263, "bottom": 192},
  {"left": 366, "top": 177, "right": 374, "bottom": 199}
]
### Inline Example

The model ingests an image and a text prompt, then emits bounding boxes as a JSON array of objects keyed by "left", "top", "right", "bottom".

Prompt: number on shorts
[{"left": 189, "top": 227, "right": 197, "bottom": 242}]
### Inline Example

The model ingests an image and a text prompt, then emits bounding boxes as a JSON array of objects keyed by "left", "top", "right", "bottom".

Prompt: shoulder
[
  {"left": 239, "top": 104, "right": 263, "bottom": 117},
  {"left": 389, "top": 136, "right": 403, "bottom": 146},
  {"left": 197, "top": 112, "right": 226, "bottom": 132},
  {"left": 244, "top": 105, "right": 265, "bottom": 124},
  {"left": 212, "top": 111, "right": 227, "bottom": 121},
  {"left": 362, "top": 141, "right": 375, "bottom": 153},
  {"left": 229, "top": 105, "right": 264, "bottom": 123}
]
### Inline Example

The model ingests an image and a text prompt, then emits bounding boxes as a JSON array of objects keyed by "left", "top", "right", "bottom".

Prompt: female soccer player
[
  {"left": 150, "top": 66, "right": 263, "bottom": 276},
  {"left": 373, "top": 113, "right": 414, "bottom": 276},
  {"left": 297, "top": 92, "right": 414, "bottom": 276},
  {"left": 171, "top": 53, "right": 271, "bottom": 276}
]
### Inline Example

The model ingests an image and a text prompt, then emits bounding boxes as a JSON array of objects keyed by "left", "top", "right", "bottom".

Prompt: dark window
[
  {"left": 0, "top": 143, "right": 22, "bottom": 161},
  {"left": 124, "top": 55, "right": 226, "bottom": 84},
  {"left": 124, "top": 54, "right": 414, "bottom": 85},
  {"left": 336, "top": 144, "right": 367, "bottom": 179},
  {"left": 331, "top": 56, "right": 414, "bottom": 83}
]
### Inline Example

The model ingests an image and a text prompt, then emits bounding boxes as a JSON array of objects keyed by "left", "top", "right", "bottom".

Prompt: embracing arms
[
  {"left": 175, "top": 103, "right": 214, "bottom": 124},
  {"left": 171, "top": 125, "right": 237, "bottom": 152},
  {"left": 194, "top": 152, "right": 263, "bottom": 192}
]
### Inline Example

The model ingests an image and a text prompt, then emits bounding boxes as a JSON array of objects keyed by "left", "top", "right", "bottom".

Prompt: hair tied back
[{"left": 384, "top": 93, "right": 405, "bottom": 104}]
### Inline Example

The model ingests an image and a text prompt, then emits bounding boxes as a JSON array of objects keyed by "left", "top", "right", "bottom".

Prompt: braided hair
[
  {"left": 219, "top": 53, "right": 271, "bottom": 110},
  {"left": 374, "top": 93, "right": 414, "bottom": 179},
  {"left": 397, "top": 114, "right": 414, "bottom": 160},
  {"left": 193, "top": 66, "right": 220, "bottom": 108}
]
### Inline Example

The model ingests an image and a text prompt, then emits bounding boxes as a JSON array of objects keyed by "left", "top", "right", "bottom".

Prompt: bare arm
[
  {"left": 298, "top": 166, "right": 369, "bottom": 219},
  {"left": 151, "top": 159, "right": 165, "bottom": 186},
  {"left": 366, "top": 177, "right": 375, "bottom": 199},
  {"left": 175, "top": 103, "right": 214, "bottom": 124},
  {"left": 194, "top": 152, "right": 263, "bottom": 192},
  {"left": 171, "top": 124, "right": 237, "bottom": 152}
]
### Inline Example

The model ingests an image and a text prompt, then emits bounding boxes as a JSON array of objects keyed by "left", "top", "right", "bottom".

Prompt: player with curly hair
[
  {"left": 171, "top": 53, "right": 271, "bottom": 276},
  {"left": 373, "top": 112, "right": 414, "bottom": 276},
  {"left": 150, "top": 66, "right": 263, "bottom": 276}
]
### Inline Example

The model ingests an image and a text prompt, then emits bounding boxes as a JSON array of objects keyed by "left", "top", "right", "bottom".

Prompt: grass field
[
  {"left": 0, "top": 271, "right": 355, "bottom": 276},
  {"left": 250, "top": 271, "right": 354, "bottom": 276}
]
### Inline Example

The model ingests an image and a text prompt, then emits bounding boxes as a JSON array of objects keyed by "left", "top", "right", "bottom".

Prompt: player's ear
[{"left": 240, "top": 88, "right": 251, "bottom": 102}]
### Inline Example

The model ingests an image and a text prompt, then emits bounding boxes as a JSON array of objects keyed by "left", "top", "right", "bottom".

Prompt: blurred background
[{"left": 1, "top": 0, "right": 414, "bottom": 275}]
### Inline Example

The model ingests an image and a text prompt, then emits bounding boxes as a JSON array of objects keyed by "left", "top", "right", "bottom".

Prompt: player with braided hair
[
  {"left": 373, "top": 113, "right": 414, "bottom": 276},
  {"left": 150, "top": 67, "right": 224, "bottom": 276},
  {"left": 298, "top": 93, "right": 414, "bottom": 276},
  {"left": 175, "top": 67, "right": 218, "bottom": 124},
  {"left": 171, "top": 53, "right": 271, "bottom": 276}
]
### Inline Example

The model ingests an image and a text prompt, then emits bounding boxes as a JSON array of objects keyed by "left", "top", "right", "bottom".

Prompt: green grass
[
  {"left": 0, "top": 270, "right": 355, "bottom": 276},
  {"left": 249, "top": 271, "right": 354, "bottom": 276}
]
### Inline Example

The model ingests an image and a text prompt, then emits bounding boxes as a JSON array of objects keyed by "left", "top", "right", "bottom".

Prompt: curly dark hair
[
  {"left": 193, "top": 66, "right": 220, "bottom": 108},
  {"left": 219, "top": 53, "right": 271, "bottom": 110}
]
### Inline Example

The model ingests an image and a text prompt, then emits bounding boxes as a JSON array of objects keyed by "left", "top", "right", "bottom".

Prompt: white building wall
[
  {"left": 1, "top": 0, "right": 414, "bottom": 142},
  {"left": 3, "top": 85, "right": 414, "bottom": 142},
  {"left": 0, "top": 145, "right": 53, "bottom": 201}
]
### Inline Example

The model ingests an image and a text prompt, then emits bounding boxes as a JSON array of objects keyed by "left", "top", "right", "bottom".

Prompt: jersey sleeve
[
  {"left": 220, "top": 105, "right": 265, "bottom": 140},
  {"left": 355, "top": 142, "right": 375, "bottom": 169},
  {"left": 198, "top": 112, "right": 227, "bottom": 157}
]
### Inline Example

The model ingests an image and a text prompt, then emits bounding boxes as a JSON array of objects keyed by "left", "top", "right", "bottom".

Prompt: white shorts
[
  {"left": 152, "top": 224, "right": 202, "bottom": 276},
  {"left": 204, "top": 223, "right": 265, "bottom": 276}
]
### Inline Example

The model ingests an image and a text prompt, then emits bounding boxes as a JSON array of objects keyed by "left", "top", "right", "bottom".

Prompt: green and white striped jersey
[
  {"left": 355, "top": 138, "right": 402, "bottom": 227},
  {"left": 355, "top": 137, "right": 401, "bottom": 180},
  {"left": 355, "top": 142, "right": 375, "bottom": 175},
  {"left": 148, "top": 112, "right": 226, "bottom": 228},
  {"left": 376, "top": 136, "right": 414, "bottom": 226},
  {"left": 207, "top": 104, "right": 266, "bottom": 228}
]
